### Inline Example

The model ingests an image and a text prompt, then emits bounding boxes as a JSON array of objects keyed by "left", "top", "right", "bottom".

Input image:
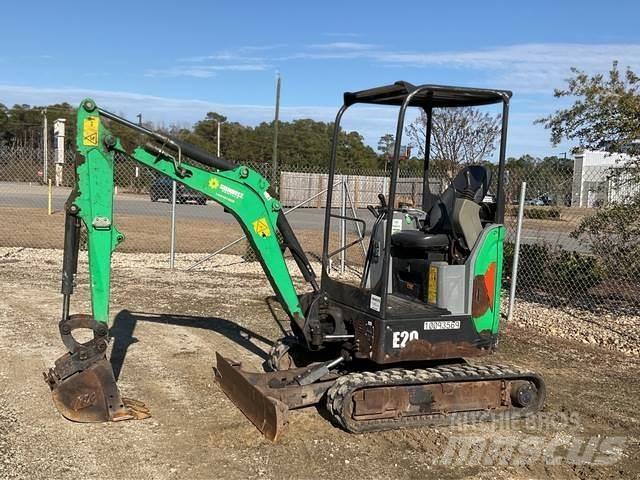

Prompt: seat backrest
[{"left": 425, "top": 165, "right": 492, "bottom": 236}]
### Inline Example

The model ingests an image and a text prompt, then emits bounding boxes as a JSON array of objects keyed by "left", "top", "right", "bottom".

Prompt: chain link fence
[{"left": 1, "top": 145, "right": 639, "bottom": 313}]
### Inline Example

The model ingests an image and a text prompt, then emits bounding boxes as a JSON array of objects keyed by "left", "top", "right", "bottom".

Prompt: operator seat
[{"left": 391, "top": 165, "right": 492, "bottom": 252}]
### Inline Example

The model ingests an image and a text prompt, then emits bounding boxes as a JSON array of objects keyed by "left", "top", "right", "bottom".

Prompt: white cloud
[
  {"left": 144, "top": 41, "right": 640, "bottom": 90},
  {"left": 0, "top": 83, "right": 407, "bottom": 146},
  {"left": 144, "top": 64, "right": 269, "bottom": 78},
  {"left": 179, "top": 44, "right": 287, "bottom": 63},
  {"left": 0, "top": 83, "right": 345, "bottom": 124},
  {"left": 258, "top": 42, "right": 640, "bottom": 94},
  {"left": 179, "top": 54, "right": 264, "bottom": 63},
  {"left": 308, "top": 42, "right": 376, "bottom": 50},
  {"left": 144, "top": 68, "right": 217, "bottom": 78},
  {"left": 0, "top": 83, "right": 570, "bottom": 156},
  {"left": 297, "top": 42, "right": 640, "bottom": 93},
  {"left": 323, "top": 32, "right": 362, "bottom": 38}
]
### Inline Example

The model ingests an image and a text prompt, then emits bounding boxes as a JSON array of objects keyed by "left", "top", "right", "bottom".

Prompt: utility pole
[
  {"left": 272, "top": 73, "right": 281, "bottom": 193},
  {"left": 42, "top": 108, "right": 48, "bottom": 183},
  {"left": 216, "top": 120, "right": 221, "bottom": 157}
]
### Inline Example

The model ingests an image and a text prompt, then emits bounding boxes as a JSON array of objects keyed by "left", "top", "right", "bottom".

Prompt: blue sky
[{"left": 1, "top": 0, "right": 639, "bottom": 157}]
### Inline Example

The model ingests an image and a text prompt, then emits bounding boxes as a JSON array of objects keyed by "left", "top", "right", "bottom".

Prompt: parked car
[{"left": 150, "top": 176, "right": 207, "bottom": 205}]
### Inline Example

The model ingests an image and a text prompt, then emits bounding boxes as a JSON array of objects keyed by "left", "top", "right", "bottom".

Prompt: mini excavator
[{"left": 45, "top": 82, "right": 545, "bottom": 441}]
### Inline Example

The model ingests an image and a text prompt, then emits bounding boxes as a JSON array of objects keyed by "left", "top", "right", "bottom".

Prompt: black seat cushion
[
  {"left": 391, "top": 230, "right": 449, "bottom": 250},
  {"left": 424, "top": 165, "right": 492, "bottom": 235}
]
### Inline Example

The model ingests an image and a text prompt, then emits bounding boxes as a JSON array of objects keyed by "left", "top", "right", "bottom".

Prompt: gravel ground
[
  {"left": 1, "top": 247, "right": 639, "bottom": 479},
  {"left": 506, "top": 298, "right": 640, "bottom": 357}
]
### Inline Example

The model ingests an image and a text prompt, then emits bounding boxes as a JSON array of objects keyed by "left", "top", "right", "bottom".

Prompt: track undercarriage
[{"left": 215, "top": 351, "right": 545, "bottom": 441}]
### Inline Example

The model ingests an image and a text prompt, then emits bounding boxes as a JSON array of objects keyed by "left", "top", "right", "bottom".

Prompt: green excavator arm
[
  {"left": 72, "top": 98, "right": 306, "bottom": 325},
  {"left": 45, "top": 98, "right": 316, "bottom": 423}
]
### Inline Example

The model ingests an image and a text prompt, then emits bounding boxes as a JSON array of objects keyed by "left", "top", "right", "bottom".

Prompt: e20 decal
[{"left": 392, "top": 330, "right": 419, "bottom": 349}]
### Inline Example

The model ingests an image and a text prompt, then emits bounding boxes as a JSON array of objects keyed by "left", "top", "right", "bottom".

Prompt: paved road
[{"left": 0, "top": 182, "right": 588, "bottom": 252}]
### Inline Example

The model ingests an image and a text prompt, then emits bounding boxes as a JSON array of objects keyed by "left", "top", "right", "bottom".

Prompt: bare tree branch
[{"left": 406, "top": 107, "right": 501, "bottom": 177}]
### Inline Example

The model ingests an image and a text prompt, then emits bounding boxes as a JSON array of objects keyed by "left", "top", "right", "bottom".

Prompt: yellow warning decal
[
  {"left": 83, "top": 116, "right": 99, "bottom": 146},
  {"left": 208, "top": 178, "right": 220, "bottom": 189},
  {"left": 427, "top": 266, "right": 438, "bottom": 304},
  {"left": 252, "top": 217, "right": 271, "bottom": 238}
]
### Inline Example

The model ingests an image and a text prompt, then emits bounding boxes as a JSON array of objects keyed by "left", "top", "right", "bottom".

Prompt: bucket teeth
[{"left": 121, "top": 397, "right": 151, "bottom": 420}]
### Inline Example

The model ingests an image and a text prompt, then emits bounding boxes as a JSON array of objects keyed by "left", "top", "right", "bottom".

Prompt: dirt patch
[{"left": 0, "top": 248, "right": 638, "bottom": 479}]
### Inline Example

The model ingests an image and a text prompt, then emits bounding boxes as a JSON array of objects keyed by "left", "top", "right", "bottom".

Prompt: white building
[{"left": 571, "top": 150, "right": 638, "bottom": 207}]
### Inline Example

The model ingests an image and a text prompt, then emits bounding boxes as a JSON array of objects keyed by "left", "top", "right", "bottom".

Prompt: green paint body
[
  {"left": 71, "top": 99, "right": 302, "bottom": 326},
  {"left": 470, "top": 225, "right": 505, "bottom": 335}
]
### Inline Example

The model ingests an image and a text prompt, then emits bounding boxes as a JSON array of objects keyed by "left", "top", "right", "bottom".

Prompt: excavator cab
[
  {"left": 222, "top": 83, "right": 542, "bottom": 440},
  {"left": 315, "top": 82, "right": 511, "bottom": 364}
]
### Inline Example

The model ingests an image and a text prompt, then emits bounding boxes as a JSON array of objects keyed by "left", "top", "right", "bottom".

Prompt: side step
[{"left": 213, "top": 353, "right": 337, "bottom": 441}]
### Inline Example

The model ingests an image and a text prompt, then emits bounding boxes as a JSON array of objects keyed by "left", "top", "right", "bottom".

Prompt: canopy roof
[{"left": 343, "top": 81, "right": 511, "bottom": 109}]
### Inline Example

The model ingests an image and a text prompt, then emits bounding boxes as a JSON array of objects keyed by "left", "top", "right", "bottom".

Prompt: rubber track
[{"left": 326, "top": 363, "right": 545, "bottom": 433}]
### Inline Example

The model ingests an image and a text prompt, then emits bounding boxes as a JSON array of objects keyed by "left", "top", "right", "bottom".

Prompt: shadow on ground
[{"left": 109, "top": 309, "right": 275, "bottom": 381}]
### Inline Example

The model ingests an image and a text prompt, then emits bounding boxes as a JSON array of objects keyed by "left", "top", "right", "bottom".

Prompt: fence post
[
  {"left": 169, "top": 181, "right": 177, "bottom": 269},
  {"left": 340, "top": 176, "right": 346, "bottom": 274},
  {"left": 507, "top": 181, "right": 527, "bottom": 322},
  {"left": 48, "top": 179, "right": 52, "bottom": 215}
]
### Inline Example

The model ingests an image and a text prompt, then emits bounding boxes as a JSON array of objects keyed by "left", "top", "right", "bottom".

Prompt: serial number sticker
[
  {"left": 424, "top": 320, "right": 461, "bottom": 330},
  {"left": 369, "top": 294, "right": 381, "bottom": 312},
  {"left": 83, "top": 116, "right": 99, "bottom": 146}
]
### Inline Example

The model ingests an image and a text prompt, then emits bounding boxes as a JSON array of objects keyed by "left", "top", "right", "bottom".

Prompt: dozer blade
[
  {"left": 47, "top": 356, "right": 150, "bottom": 423},
  {"left": 214, "top": 353, "right": 288, "bottom": 442}
]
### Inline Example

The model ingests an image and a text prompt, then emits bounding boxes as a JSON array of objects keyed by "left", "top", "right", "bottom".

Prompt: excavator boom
[{"left": 46, "top": 99, "right": 316, "bottom": 424}]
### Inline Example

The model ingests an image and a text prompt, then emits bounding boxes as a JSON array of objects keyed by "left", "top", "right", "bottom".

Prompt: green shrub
[
  {"left": 572, "top": 196, "right": 640, "bottom": 282},
  {"left": 502, "top": 241, "right": 601, "bottom": 295},
  {"left": 522, "top": 207, "right": 561, "bottom": 219},
  {"left": 549, "top": 250, "right": 602, "bottom": 290}
]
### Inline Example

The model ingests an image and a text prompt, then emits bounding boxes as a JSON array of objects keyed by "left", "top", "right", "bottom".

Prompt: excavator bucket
[
  {"left": 214, "top": 353, "right": 289, "bottom": 441},
  {"left": 46, "top": 356, "right": 150, "bottom": 422},
  {"left": 45, "top": 314, "right": 149, "bottom": 423}
]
